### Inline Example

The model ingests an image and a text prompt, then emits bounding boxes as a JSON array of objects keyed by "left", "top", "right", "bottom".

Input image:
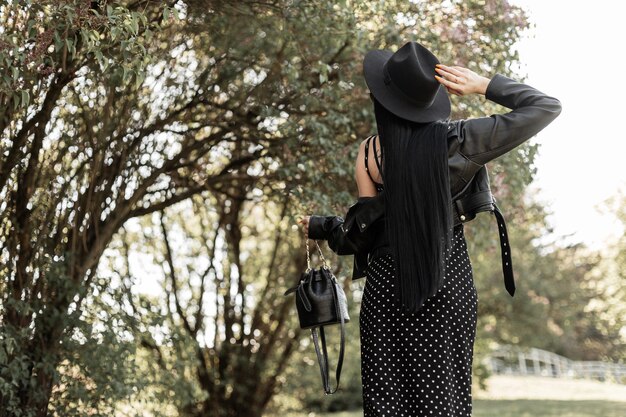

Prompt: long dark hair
[{"left": 372, "top": 96, "right": 454, "bottom": 314}]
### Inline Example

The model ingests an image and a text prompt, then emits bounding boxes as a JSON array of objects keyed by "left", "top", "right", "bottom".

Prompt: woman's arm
[
  {"left": 307, "top": 214, "right": 359, "bottom": 255},
  {"left": 436, "top": 65, "right": 562, "bottom": 166},
  {"left": 307, "top": 194, "right": 382, "bottom": 256},
  {"left": 454, "top": 73, "right": 562, "bottom": 165},
  {"left": 303, "top": 138, "right": 383, "bottom": 255}
]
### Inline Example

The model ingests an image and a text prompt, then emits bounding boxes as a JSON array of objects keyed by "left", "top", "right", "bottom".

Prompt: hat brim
[{"left": 363, "top": 49, "right": 451, "bottom": 123}]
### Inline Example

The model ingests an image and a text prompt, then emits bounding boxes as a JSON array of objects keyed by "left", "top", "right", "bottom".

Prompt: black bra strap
[
  {"left": 364, "top": 135, "right": 379, "bottom": 185},
  {"left": 372, "top": 135, "right": 383, "bottom": 173}
]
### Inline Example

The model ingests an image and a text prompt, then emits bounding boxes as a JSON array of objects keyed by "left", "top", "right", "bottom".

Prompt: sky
[{"left": 507, "top": 0, "right": 626, "bottom": 250}]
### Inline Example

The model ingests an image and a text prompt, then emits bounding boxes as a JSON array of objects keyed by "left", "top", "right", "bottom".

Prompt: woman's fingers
[
  {"left": 444, "top": 84, "right": 461, "bottom": 96},
  {"left": 446, "top": 86, "right": 462, "bottom": 96},
  {"left": 435, "top": 67, "right": 465, "bottom": 85},
  {"left": 436, "top": 64, "right": 488, "bottom": 96},
  {"left": 435, "top": 72, "right": 462, "bottom": 90},
  {"left": 435, "top": 66, "right": 468, "bottom": 95},
  {"left": 297, "top": 215, "right": 310, "bottom": 236},
  {"left": 436, "top": 64, "right": 466, "bottom": 78}
]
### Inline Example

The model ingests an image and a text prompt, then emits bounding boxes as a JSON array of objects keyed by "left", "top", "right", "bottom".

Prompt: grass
[
  {"left": 474, "top": 375, "right": 626, "bottom": 402},
  {"left": 472, "top": 399, "right": 626, "bottom": 417},
  {"left": 278, "top": 375, "right": 626, "bottom": 417},
  {"left": 286, "top": 400, "right": 626, "bottom": 417}
]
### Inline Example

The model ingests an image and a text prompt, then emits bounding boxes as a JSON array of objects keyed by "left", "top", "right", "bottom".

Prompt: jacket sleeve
[
  {"left": 452, "top": 73, "right": 562, "bottom": 165},
  {"left": 308, "top": 215, "right": 359, "bottom": 255}
]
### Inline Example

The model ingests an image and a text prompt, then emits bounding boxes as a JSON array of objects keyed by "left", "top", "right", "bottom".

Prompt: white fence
[{"left": 483, "top": 345, "right": 626, "bottom": 384}]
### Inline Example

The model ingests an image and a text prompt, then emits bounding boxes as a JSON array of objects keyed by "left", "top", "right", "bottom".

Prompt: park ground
[{"left": 282, "top": 375, "right": 626, "bottom": 417}]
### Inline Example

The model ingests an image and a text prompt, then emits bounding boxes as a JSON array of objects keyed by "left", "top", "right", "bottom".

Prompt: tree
[
  {"left": 1, "top": 2, "right": 178, "bottom": 415},
  {"left": 0, "top": 0, "right": 552, "bottom": 415},
  {"left": 468, "top": 190, "right": 626, "bottom": 390}
]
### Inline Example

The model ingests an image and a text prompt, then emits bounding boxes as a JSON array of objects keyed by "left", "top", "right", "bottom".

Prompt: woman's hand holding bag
[{"left": 283, "top": 232, "right": 350, "bottom": 395}]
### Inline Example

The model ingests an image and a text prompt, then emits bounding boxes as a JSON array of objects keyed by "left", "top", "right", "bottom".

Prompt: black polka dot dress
[{"left": 359, "top": 224, "right": 478, "bottom": 417}]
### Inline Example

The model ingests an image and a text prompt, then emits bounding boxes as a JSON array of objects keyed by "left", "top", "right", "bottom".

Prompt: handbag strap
[
  {"left": 306, "top": 237, "right": 330, "bottom": 271},
  {"left": 310, "top": 276, "right": 346, "bottom": 395}
]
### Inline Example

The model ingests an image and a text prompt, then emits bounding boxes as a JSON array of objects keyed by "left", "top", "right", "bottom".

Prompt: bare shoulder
[
  {"left": 359, "top": 134, "right": 377, "bottom": 147},
  {"left": 357, "top": 135, "right": 371, "bottom": 154}
]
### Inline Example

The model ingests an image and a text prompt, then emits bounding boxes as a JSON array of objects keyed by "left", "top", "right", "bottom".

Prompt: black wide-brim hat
[{"left": 363, "top": 41, "right": 451, "bottom": 123}]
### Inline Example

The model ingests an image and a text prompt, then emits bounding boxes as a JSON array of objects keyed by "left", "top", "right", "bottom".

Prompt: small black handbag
[{"left": 283, "top": 237, "right": 350, "bottom": 395}]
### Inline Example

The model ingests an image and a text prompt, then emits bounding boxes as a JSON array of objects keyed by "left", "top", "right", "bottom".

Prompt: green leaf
[
  {"left": 95, "top": 50, "right": 104, "bottom": 68},
  {"left": 134, "top": 71, "right": 145, "bottom": 89},
  {"left": 91, "top": 29, "right": 101, "bottom": 43},
  {"left": 129, "top": 17, "right": 138, "bottom": 35},
  {"left": 21, "top": 90, "right": 29, "bottom": 108},
  {"left": 53, "top": 30, "right": 64, "bottom": 52},
  {"left": 80, "top": 27, "right": 89, "bottom": 45},
  {"left": 65, "top": 38, "right": 74, "bottom": 57}
]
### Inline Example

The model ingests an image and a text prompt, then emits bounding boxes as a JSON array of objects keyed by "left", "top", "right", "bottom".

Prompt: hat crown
[
  {"left": 383, "top": 42, "right": 440, "bottom": 107},
  {"left": 362, "top": 40, "right": 450, "bottom": 123}
]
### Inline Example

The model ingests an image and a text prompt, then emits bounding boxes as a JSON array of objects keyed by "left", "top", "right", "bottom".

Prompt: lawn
[
  {"left": 279, "top": 375, "right": 626, "bottom": 417},
  {"left": 296, "top": 400, "right": 626, "bottom": 417}
]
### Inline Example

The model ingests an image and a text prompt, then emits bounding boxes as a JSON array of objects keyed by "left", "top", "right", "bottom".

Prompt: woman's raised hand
[{"left": 434, "top": 64, "right": 491, "bottom": 97}]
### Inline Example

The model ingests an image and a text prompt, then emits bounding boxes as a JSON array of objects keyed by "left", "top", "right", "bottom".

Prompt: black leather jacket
[{"left": 308, "top": 73, "right": 562, "bottom": 295}]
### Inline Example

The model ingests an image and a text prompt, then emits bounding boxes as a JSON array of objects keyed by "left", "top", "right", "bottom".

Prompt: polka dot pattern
[{"left": 359, "top": 225, "right": 478, "bottom": 416}]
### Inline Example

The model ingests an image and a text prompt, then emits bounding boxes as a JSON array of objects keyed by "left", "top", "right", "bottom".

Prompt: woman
[{"left": 298, "top": 41, "right": 561, "bottom": 416}]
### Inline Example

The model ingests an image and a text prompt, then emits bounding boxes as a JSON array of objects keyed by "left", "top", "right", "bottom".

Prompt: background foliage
[{"left": 0, "top": 1, "right": 623, "bottom": 416}]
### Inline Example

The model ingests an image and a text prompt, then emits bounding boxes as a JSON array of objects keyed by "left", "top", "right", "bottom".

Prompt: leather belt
[
  {"left": 492, "top": 204, "right": 516, "bottom": 297},
  {"left": 451, "top": 189, "right": 516, "bottom": 297}
]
